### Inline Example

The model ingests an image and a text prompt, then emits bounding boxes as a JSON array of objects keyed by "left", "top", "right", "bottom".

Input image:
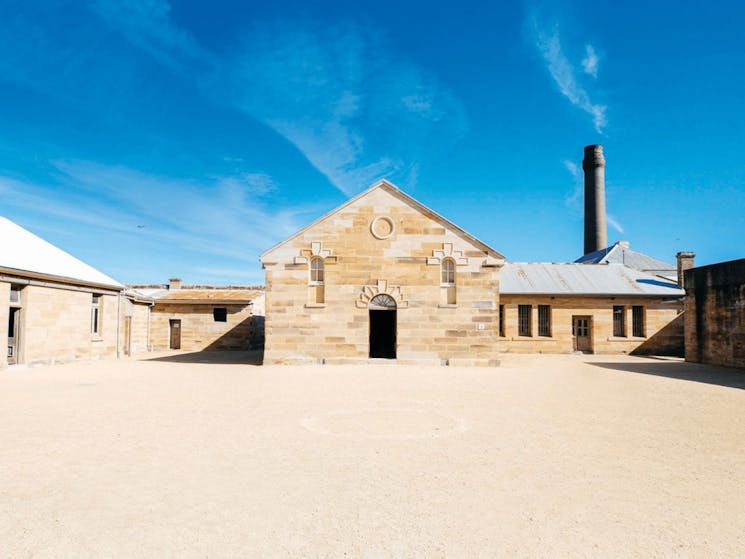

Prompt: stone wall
[
  {"left": 149, "top": 302, "right": 260, "bottom": 351},
  {"left": 499, "top": 295, "right": 683, "bottom": 354},
  {"left": 120, "top": 299, "right": 151, "bottom": 355},
  {"left": 685, "top": 259, "right": 745, "bottom": 368},
  {"left": 262, "top": 185, "right": 501, "bottom": 365},
  {"left": 12, "top": 284, "right": 118, "bottom": 365}
]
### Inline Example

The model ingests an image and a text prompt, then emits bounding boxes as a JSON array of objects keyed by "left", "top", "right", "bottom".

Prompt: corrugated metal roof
[
  {"left": 500, "top": 262, "right": 684, "bottom": 296},
  {"left": 575, "top": 242, "right": 676, "bottom": 275},
  {"left": 154, "top": 289, "right": 262, "bottom": 303},
  {"left": 0, "top": 216, "right": 124, "bottom": 289}
]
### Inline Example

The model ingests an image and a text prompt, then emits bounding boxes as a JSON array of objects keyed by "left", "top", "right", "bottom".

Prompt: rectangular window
[
  {"left": 613, "top": 305, "right": 625, "bottom": 337},
  {"left": 498, "top": 304, "right": 505, "bottom": 337},
  {"left": 518, "top": 305, "right": 532, "bottom": 337},
  {"left": 538, "top": 305, "right": 551, "bottom": 337},
  {"left": 91, "top": 294, "right": 101, "bottom": 335},
  {"left": 213, "top": 307, "right": 227, "bottom": 322},
  {"left": 632, "top": 306, "right": 645, "bottom": 337},
  {"left": 9, "top": 285, "right": 21, "bottom": 303}
]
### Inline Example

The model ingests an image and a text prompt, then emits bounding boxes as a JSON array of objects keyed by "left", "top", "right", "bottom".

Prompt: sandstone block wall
[
  {"left": 120, "top": 299, "right": 151, "bottom": 355},
  {"left": 500, "top": 295, "right": 683, "bottom": 354},
  {"left": 11, "top": 284, "right": 118, "bottom": 365},
  {"left": 262, "top": 186, "right": 501, "bottom": 365},
  {"left": 150, "top": 303, "right": 260, "bottom": 351},
  {"left": 685, "top": 259, "right": 745, "bottom": 368}
]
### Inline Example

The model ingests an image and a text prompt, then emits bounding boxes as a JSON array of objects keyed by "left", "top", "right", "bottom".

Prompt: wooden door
[
  {"left": 572, "top": 316, "right": 592, "bottom": 353},
  {"left": 169, "top": 319, "right": 181, "bottom": 350}
]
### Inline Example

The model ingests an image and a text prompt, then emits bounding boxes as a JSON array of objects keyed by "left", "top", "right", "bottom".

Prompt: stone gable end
[{"left": 261, "top": 183, "right": 503, "bottom": 365}]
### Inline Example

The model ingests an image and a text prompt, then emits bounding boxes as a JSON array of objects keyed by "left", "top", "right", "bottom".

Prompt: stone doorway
[
  {"left": 7, "top": 307, "right": 20, "bottom": 365},
  {"left": 369, "top": 294, "right": 396, "bottom": 359}
]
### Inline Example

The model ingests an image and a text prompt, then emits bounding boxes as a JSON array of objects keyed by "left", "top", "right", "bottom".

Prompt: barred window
[
  {"left": 632, "top": 306, "right": 645, "bottom": 337},
  {"left": 91, "top": 294, "right": 101, "bottom": 335},
  {"left": 498, "top": 304, "right": 505, "bottom": 337},
  {"left": 441, "top": 258, "right": 455, "bottom": 286},
  {"left": 538, "top": 305, "right": 551, "bottom": 337},
  {"left": 518, "top": 305, "right": 532, "bottom": 337},
  {"left": 613, "top": 305, "right": 625, "bottom": 337},
  {"left": 310, "top": 257, "right": 324, "bottom": 284}
]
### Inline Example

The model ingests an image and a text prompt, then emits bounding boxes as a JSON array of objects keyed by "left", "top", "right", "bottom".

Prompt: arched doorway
[{"left": 369, "top": 294, "right": 396, "bottom": 359}]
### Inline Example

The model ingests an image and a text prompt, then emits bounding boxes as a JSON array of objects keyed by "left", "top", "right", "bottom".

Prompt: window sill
[
  {"left": 438, "top": 304, "right": 458, "bottom": 308},
  {"left": 308, "top": 282, "right": 324, "bottom": 286},
  {"left": 304, "top": 303, "right": 326, "bottom": 308},
  {"left": 91, "top": 336, "right": 104, "bottom": 342}
]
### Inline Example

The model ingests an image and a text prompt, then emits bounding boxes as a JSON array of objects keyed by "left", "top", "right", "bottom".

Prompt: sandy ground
[{"left": 1, "top": 352, "right": 744, "bottom": 558}]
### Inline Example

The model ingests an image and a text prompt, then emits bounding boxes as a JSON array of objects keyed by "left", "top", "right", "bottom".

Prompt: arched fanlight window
[
  {"left": 441, "top": 258, "right": 455, "bottom": 286},
  {"left": 369, "top": 293, "right": 397, "bottom": 310},
  {"left": 310, "top": 257, "right": 324, "bottom": 284}
]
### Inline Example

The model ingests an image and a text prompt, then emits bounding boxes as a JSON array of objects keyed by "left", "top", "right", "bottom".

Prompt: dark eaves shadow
[{"left": 588, "top": 359, "right": 745, "bottom": 390}]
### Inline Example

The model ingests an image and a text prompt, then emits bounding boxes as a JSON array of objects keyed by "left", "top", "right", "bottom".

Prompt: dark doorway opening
[
  {"left": 369, "top": 310, "right": 396, "bottom": 358},
  {"left": 7, "top": 307, "right": 20, "bottom": 365}
]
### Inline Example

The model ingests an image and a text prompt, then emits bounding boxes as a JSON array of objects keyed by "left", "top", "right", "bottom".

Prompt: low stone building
[
  {"left": 132, "top": 279, "right": 264, "bottom": 351},
  {"left": 500, "top": 263, "right": 685, "bottom": 354},
  {"left": 684, "top": 258, "right": 745, "bottom": 368},
  {"left": 261, "top": 180, "right": 504, "bottom": 366},
  {"left": 1, "top": 217, "right": 124, "bottom": 367}
]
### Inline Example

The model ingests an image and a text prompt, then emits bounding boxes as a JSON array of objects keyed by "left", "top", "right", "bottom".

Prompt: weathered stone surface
[
  {"left": 261, "top": 182, "right": 502, "bottom": 364},
  {"left": 685, "top": 258, "right": 745, "bottom": 368}
]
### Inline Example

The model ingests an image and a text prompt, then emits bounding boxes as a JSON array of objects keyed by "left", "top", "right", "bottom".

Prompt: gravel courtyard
[{"left": 1, "top": 352, "right": 743, "bottom": 558}]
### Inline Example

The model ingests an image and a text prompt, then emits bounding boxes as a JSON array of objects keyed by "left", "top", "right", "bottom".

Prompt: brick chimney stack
[
  {"left": 676, "top": 252, "right": 695, "bottom": 288},
  {"left": 583, "top": 144, "right": 607, "bottom": 255},
  {"left": 169, "top": 278, "right": 182, "bottom": 290}
]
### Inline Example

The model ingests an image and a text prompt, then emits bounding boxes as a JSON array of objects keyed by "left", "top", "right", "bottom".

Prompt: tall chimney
[
  {"left": 676, "top": 252, "right": 695, "bottom": 288},
  {"left": 583, "top": 144, "right": 607, "bottom": 254}
]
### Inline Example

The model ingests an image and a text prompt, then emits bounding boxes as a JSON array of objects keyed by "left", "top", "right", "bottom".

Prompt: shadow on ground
[
  {"left": 589, "top": 358, "right": 745, "bottom": 390},
  {"left": 141, "top": 350, "right": 263, "bottom": 366}
]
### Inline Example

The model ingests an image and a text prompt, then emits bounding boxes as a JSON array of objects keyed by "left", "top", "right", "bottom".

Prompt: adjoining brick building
[{"left": 684, "top": 258, "right": 745, "bottom": 368}]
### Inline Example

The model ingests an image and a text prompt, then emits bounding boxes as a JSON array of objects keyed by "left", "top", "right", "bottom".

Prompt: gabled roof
[
  {"left": 500, "top": 262, "right": 684, "bottom": 297},
  {"left": 0, "top": 216, "right": 124, "bottom": 290},
  {"left": 261, "top": 179, "right": 504, "bottom": 262},
  {"left": 576, "top": 241, "right": 676, "bottom": 278}
]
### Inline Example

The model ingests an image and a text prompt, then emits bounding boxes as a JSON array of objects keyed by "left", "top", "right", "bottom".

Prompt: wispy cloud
[
  {"left": 1, "top": 162, "right": 324, "bottom": 283},
  {"left": 582, "top": 45, "right": 599, "bottom": 78},
  {"left": 89, "top": 0, "right": 213, "bottom": 73},
  {"left": 563, "top": 159, "right": 583, "bottom": 206},
  {"left": 607, "top": 214, "right": 625, "bottom": 234},
  {"left": 531, "top": 19, "right": 607, "bottom": 133},
  {"left": 91, "top": 2, "right": 468, "bottom": 195}
]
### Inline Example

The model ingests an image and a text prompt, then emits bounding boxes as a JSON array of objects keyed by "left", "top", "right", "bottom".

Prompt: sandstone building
[
  {"left": 1, "top": 217, "right": 126, "bottom": 367},
  {"left": 261, "top": 180, "right": 505, "bottom": 366},
  {"left": 261, "top": 178, "right": 685, "bottom": 364},
  {"left": 130, "top": 279, "right": 264, "bottom": 352}
]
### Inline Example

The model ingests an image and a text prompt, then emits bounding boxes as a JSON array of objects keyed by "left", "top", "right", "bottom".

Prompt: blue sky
[{"left": 1, "top": 1, "right": 743, "bottom": 285}]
